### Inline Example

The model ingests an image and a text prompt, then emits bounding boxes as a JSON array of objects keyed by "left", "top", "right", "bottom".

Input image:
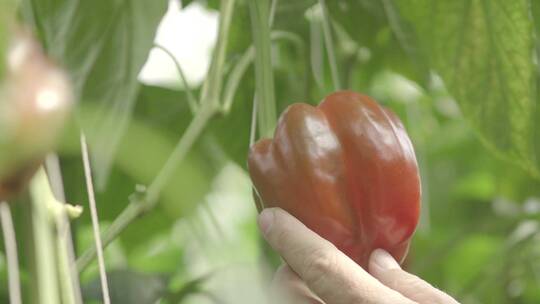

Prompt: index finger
[{"left": 258, "top": 208, "right": 415, "bottom": 304}]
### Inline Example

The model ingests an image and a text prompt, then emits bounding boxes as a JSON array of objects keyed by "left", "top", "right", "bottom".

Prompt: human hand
[{"left": 258, "top": 208, "right": 459, "bottom": 304}]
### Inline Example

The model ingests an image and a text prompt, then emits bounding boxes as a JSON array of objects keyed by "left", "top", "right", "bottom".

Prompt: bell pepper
[
  {"left": 248, "top": 91, "right": 421, "bottom": 267},
  {"left": 0, "top": 30, "right": 72, "bottom": 201}
]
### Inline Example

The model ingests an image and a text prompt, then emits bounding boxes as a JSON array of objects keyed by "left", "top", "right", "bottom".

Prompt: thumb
[{"left": 368, "top": 249, "right": 459, "bottom": 304}]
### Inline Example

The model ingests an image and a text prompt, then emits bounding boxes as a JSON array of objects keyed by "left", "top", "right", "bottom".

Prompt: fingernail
[
  {"left": 258, "top": 208, "right": 274, "bottom": 236},
  {"left": 371, "top": 249, "right": 401, "bottom": 270}
]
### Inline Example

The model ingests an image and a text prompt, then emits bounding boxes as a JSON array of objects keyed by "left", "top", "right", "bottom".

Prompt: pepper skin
[
  {"left": 0, "top": 30, "right": 72, "bottom": 201},
  {"left": 248, "top": 91, "right": 421, "bottom": 268},
  {"left": 0, "top": 159, "right": 42, "bottom": 201}
]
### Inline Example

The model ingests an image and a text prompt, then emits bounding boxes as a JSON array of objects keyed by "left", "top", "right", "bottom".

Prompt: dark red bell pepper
[{"left": 248, "top": 91, "right": 421, "bottom": 267}]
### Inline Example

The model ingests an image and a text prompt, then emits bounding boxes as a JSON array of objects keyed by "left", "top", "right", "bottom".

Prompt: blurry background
[{"left": 1, "top": 0, "right": 540, "bottom": 303}]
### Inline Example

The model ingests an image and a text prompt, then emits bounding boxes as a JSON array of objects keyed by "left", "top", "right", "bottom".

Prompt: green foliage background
[{"left": 1, "top": 0, "right": 540, "bottom": 303}]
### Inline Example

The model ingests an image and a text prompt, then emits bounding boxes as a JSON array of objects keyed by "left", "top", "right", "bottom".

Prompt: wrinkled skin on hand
[{"left": 248, "top": 91, "right": 421, "bottom": 268}]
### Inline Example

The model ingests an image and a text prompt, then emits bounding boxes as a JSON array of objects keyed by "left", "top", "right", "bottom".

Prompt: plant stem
[
  {"left": 54, "top": 217, "right": 80, "bottom": 304},
  {"left": 76, "top": 0, "right": 236, "bottom": 273},
  {"left": 45, "top": 154, "right": 83, "bottom": 304},
  {"left": 77, "top": 106, "right": 214, "bottom": 271},
  {"left": 250, "top": 0, "right": 277, "bottom": 138},
  {"left": 201, "top": 0, "right": 235, "bottom": 108},
  {"left": 268, "top": 0, "right": 278, "bottom": 27},
  {"left": 0, "top": 202, "right": 22, "bottom": 304},
  {"left": 309, "top": 15, "right": 324, "bottom": 89},
  {"left": 29, "top": 168, "right": 60, "bottom": 304},
  {"left": 221, "top": 48, "right": 255, "bottom": 114},
  {"left": 80, "top": 133, "right": 111, "bottom": 304},
  {"left": 319, "top": 0, "right": 341, "bottom": 90},
  {"left": 248, "top": 0, "right": 284, "bottom": 278},
  {"left": 30, "top": 166, "right": 83, "bottom": 304},
  {"left": 249, "top": 94, "right": 258, "bottom": 146},
  {"left": 146, "top": 107, "right": 214, "bottom": 204},
  {"left": 221, "top": 31, "right": 304, "bottom": 115},
  {"left": 76, "top": 199, "right": 142, "bottom": 271},
  {"left": 154, "top": 44, "right": 198, "bottom": 113}
]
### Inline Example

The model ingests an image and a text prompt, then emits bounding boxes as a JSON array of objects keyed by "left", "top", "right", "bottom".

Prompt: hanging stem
[
  {"left": 249, "top": 94, "right": 258, "bottom": 146},
  {"left": 250, "top": 0, "right": 276, "bottom": 138},
  {"left": 268, "top": 0, "right": 279, "bottom": 27},
  {"left": 248, "top": 0, "right": 282, "bottom": 217},
  {"left": 0, "top": 202, "right": 22, "bottom": 304},
  {"left": 249, "top": 0, "right": 284, "bottom": 215},
  {"left": 319, "top": 0, "right": 341, "bottom": 90},
  {"left": 221, "top": 31, "right": 303, "bottom": 115},
  {"left": 154, "top": 44, "right": 198, "bottom": 114},
  {"left": 80, "top": 133, "right": 111, "bottom": 304},
  {"left": 221, "top": 49, "right": 255, "bottom": 115},
  {"left": 201, "top": 0, "right": 235, "bottom": 108}
]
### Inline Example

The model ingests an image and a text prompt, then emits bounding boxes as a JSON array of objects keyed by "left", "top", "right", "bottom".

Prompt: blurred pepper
[
  {"left": 248, "top": 91, "right": 421, "bottom": 268},
  {"left": 0, "top": 29, "right": 72, "bottom": 201}
]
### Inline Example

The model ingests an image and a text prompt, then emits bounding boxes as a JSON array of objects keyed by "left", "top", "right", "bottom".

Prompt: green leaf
[
  {"left": 207, "top": 52, "right": 306, "bottom": 169},
  {"left": 327, "top": 0, "right": 387, "bottom": 50},
  {"left": 59, "top": 86, "right": 222, "bottom": 251},
  {"left": 62, "top": 85, "right": 220, "bottom": 220},
  {"left": 128, "top": 234, "right": 184, "bottom": 273},
  {"left": 453, "top": 171, "right": 496, "bottom": 201},
  {"left": 129, "top": 85, "right": 223, "bottom": 217},
  {"left": 395, "top": 0, "right": 539, "bottom": 177},
  {"left": 443, "top": 234, "right": 501, "bottom": 292},
  {"left": 22, "top": 0, "right": 168, "bottom": 187},
  {"left": 165, "top": 273, "right": 210, "bottom": 303},
  {"left": 379, "top": 0, "right": 429, "bottom": 84},
  {"left": 117, "top": 117, "right": 215, "bottom": 218},
  {"left": 327, "top": 0, "right": 428, "bottom": 87}
]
